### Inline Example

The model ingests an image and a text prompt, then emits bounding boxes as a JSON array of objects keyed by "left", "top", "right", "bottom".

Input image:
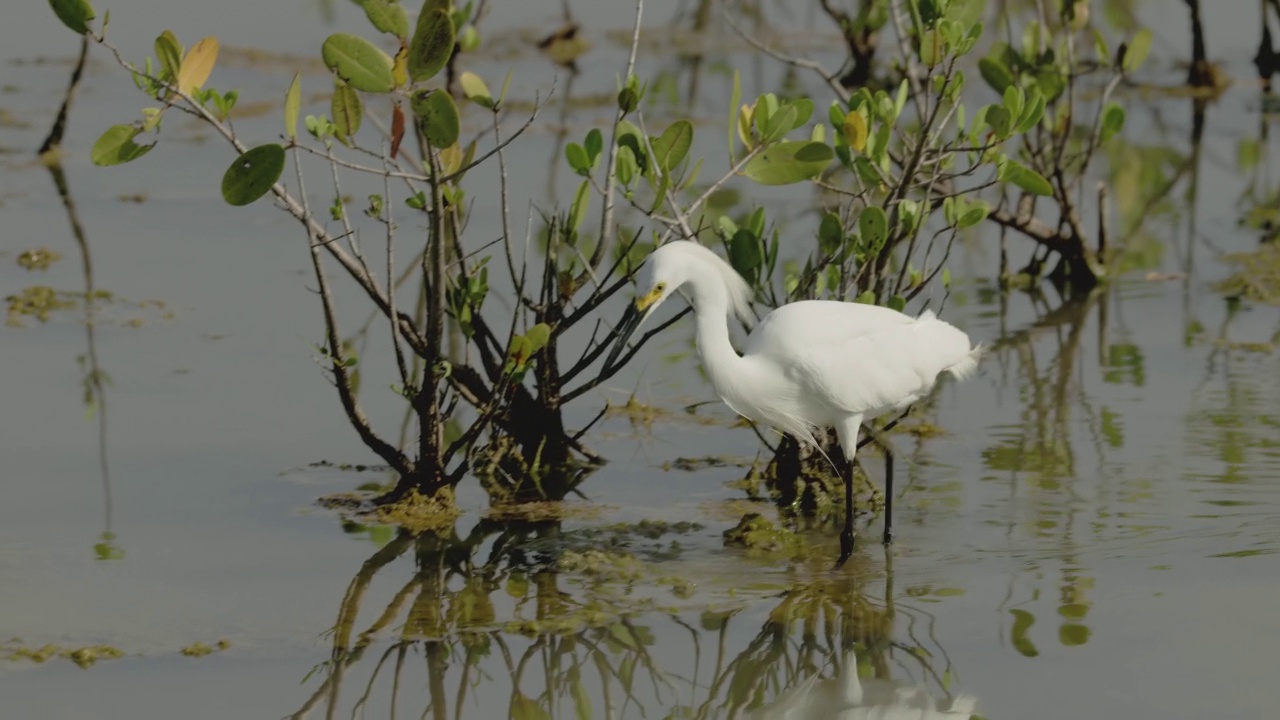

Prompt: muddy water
[{"left": 3, "top": 1, "right": 1280, "bottom": 719}]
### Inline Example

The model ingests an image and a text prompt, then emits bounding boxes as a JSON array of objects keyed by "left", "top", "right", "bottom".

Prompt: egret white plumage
[{"left": 605, "top": 241, "right": 980, "bottom": 565}]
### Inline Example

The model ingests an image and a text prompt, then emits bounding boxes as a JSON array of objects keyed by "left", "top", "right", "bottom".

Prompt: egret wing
[{"left": 747, "top": 301, "right": 948, "bottom": 418}]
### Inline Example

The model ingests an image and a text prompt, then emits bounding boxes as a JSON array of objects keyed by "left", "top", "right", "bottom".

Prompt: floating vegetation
[
  {"left": 180, "top": 639, "right": 230, "bottom": 657},
  {"left": 320, "top": 487, "right": 461, "bottom": 534},
  {"left": 1215, "top": 242, "right": 1280, "bottom": 305},
  {"left": 4, "top": 286, "right": 172, "bottom": 327},
  {"left": 15, "top": 247, "right": 62, "bottom": 271},
  {"left": 5, "top": 285, "right": 75, "bottom": 324},
  {"left": 2, "top": 639, "right": 125, "bottom": 668}
]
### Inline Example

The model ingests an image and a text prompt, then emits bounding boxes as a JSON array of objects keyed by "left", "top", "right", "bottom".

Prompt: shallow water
[{"left": 3, "top": 1, "right": 1280, "bottom": 719}]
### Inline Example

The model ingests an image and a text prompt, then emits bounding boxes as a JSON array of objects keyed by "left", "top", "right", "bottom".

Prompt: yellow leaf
[
  {"left": 439, "top": 141, "right": 462, "bottom": 175},
  {"left": 177, "top": 36, "right": 219, "bottom": 96},
  {"left": 737, "top": 102, "right": 755, "bottom": 149},
  {"left": 284, "top": 72, "right": 301, "bottom": 142},
  {"left": 459, "top": 71, "right": 492, "bottom": 106},
  {"left": 842, "top": 110, "right": 868, "bottom": 153},
  {"left": 393, "top": 46, "right": 409, "bottom": 88}
]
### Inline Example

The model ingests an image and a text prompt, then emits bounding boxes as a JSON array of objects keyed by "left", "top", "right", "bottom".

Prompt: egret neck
[{"left": 686, "top": 264, "right": 754, "bottom": 413}]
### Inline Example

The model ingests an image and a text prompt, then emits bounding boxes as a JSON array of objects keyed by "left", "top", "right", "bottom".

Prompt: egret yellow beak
[
  {"left": 635, "top": 288, "right": 663, "bottom": 312},
  {"left": 603, "top": 289, "right": 662, "bottom": 373}
]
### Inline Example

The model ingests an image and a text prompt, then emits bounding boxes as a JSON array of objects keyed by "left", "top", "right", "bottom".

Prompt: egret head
[
  {"left": 631, "top": 244, "right": 686, "bottom": 316},
  {"left": 601, "top": 242, "right": 755, "bottom": 372}
]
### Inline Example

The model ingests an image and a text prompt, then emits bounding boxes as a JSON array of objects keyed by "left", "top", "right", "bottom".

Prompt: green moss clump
[{"left": 722, "top": 513, "right": 804, "bottom": 556}]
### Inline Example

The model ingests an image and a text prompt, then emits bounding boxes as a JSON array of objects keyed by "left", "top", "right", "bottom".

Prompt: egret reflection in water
[{"left": 750, "top": 649, "right": 977, "bottom": 720}]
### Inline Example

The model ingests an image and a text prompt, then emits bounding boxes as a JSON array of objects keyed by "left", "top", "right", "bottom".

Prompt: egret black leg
[
  {"left": 882, "top": 445, "right": 894, "bottom": 546},
  {"left": 836, "top": 462, "right": 856, "bottom": 568}
]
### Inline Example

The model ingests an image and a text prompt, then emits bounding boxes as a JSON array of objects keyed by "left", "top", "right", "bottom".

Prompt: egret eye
[{"left": 654, "top": 282, "right": 666, "bottom": 293}]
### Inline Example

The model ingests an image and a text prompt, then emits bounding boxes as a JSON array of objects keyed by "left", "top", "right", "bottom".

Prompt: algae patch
[{"left": 15, "top": 247, "right": 62, "bottom": 271}]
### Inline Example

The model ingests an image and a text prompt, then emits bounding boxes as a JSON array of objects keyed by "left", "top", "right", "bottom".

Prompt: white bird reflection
[{"left": 750, "top": 649, "right": 977, "bottom": 720}]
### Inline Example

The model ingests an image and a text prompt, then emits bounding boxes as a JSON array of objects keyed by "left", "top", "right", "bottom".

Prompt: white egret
[{"left": 605, "top": 241, "right": 980, "bottom": 564}]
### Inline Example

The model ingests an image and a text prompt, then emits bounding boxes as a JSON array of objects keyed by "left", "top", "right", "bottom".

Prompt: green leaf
[
  {"left": 919, "top": 28, "right": 940, "bottom": 67},
  {"left": 615, "top": 120, "right": 649, "bottom": 175},
  {"left": 565, "top": 143, "right": 589, "bottom": 174},
  {"left": 584, "top": 128, "right": 603, "bottom": 165},
  {"left": 321, "top": 33, "right": 395, "bottom": 93},
  {"left": 858, "top": 206, "right": 888, "bottom": 253},
  {"left": 1015, "top": 88, "right": 1046, "bottom": 134},
  {"left": 154, "top": 30, "right": 182, "bottom": 83},
  {"left": 818, "top": 212, "right": 843, "bottom": 255},
  {"left": 221, "top": 144, "right": 285, "bottom": 206},
  {"left": 985, "top": 104, "right": 1011, "bottom": 140},
  {"left": 887, "top": 295, "right": 906, "bottom": 312},
  {"left": 49, "top": 0, "right": 95, "bottom": 34},
  {"left": 728, "top": 229, "right": 763, "bottom": 282},
  {"left": 650, "top": 119, "right": 693, "bottom": 172},
  {"left": 331, "top": 82, "right": 363, "bottom": 143},
  {"left": 761, "top": 105, "right": 796, "bottom": 143},
  {"left": 978, "top": 56, "right": 1014, "bottom": 93},
  {"left": 1092, "top": 28, "right": 1110, "bottom": 66},
  {"left": 90, "top": 124, "right": 154, "bottom": 166},
  {"left": 408, "top": 8, "right": 454, "bottom": 82},
  {"left": 1121, "top": 28, "right": 1152, "bottom": 74},
  {"left": 284, "top": 72, "right": 301, "bottom": 142},
  {"left": 853, "top": 290, "right": 876, "bottom": 304},
  {"left": 459, "top": 70, "right": 493, "bottom": 108},
  {"left": 411, "top": 89, "right": 459, "bottom": 148},
  {"left": 616, "top": 145, "right": 637, "bottom": 186},
  {"left": 999, "top": 158, "right": 1054, "bottom": 196},
  {"left": 1099, "top": 103, "right": 1125, "bottom": 144},
  {"left": 1002, "top": 86, "right": 1024, "bottom": 122},
  {"left": 498, "top": 69, "right": 513, "bottom": 107},
  {"left": 956, "top": 200, "right": 990, "bottom": 229},
  {"left": 744, "top": 206, "right": 766, "bottom": 237},
  {"left": 788, "top": 98, "right": 814, "bottom": 129},
  {"left": 568, "top": 180, "right": 589, "bottom": 233},
  {"left": 525, "top": 323, "right": 552, "bottom": 352},
  {"left": 361, "top": 0, "right": 410, "bottom": 39},
  {"left": 741, "top": 140, "right": 833, "bottom": 185}
]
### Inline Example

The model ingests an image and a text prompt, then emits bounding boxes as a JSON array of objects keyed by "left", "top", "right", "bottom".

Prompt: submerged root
[{"left": 472, "top": 433, "right": 599, "bottom": 505}]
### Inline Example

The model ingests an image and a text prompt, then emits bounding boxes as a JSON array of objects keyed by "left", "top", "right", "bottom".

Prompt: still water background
[{"left": 2, "top": 1, "right": 1279, "bottom": 718}]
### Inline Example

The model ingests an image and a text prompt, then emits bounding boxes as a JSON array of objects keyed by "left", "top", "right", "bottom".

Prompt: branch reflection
[{"left": 291, "top": 520, "right": 977, "bottom": 719}]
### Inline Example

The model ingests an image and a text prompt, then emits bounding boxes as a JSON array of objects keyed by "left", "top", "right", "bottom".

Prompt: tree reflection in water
[{"left": 289, "top": 521, "right": 977, "bottom": 719}]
